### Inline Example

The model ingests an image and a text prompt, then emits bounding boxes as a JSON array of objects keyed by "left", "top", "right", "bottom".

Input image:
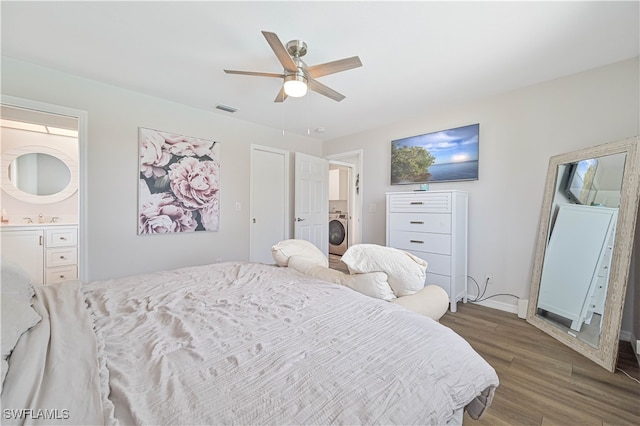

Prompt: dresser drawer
[
  {"left": 46, "top": 247, "right": 77, "bottom": 267},
  {"left": 45, "top": 266, "right": 78, "bottom": 284},
  {"left": 388, "top": 213, "right": 451, "bottom": 234},
  {"left": 46, "top": 228, "right": 78, "bottom": 247},
  {"left": 426, "top": 272, "right": 451, "bottom": 294},
  {"left": 389, "top": 231, "right": 451, "bottom": 255},
  {"left": 407, "top": 250, "right": 451, "bottom": 276},
  {"left": 388, "top": 193, "right": 451, "bottom": 213}
]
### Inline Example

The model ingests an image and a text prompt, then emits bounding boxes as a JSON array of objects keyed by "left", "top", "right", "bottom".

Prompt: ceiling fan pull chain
[
  {"left": 281, "top": 99, "right": 285, "bottom": 136},
  {"left": 307, "top": 91, "right": 311, "bottom": 135}
]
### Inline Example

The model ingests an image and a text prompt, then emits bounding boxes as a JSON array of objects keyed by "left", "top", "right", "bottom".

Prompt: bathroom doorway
[{"left": 1, "top": 96, "right": 87, "bottom": 281}]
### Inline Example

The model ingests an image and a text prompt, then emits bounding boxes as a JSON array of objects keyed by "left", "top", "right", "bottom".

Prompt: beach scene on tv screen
[{"left": 391, "top": 123, "right": 479, "bottom": 184}]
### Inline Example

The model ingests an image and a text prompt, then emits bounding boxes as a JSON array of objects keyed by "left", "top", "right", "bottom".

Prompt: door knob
[{"left": 295, "top": 217, "right": 306, "bottom": 222}]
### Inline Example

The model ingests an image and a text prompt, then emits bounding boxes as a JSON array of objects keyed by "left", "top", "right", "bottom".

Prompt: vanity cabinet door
[{"left": 1, "top": 230, "right": 44, "bottom": 285}]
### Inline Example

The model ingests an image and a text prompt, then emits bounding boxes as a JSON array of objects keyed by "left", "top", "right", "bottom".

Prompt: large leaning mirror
[{"left": 527, "top": 136, "right": 640, "bottom": 372}]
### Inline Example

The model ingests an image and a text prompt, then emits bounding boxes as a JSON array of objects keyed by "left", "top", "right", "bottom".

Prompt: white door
[
  {"left": 249, "top": 145, "right": 289, "bottom": 263},
  {"left": 294, "top": 152, "right": 328, "bottom": 256},
  {"left": 1, "top": 230, "right": 44, "bottom": 284}
]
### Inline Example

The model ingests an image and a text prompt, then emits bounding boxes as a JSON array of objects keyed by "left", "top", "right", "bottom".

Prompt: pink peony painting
[{"left": 138, "top": 127, "right": 220, "bottom": 234}]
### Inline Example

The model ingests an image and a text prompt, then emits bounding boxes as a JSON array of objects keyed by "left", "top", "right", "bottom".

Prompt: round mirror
[
  {"left": 8, "top": 153, "right": 71, "bottom": 196},
  {"left": 1, "top": 145, "right": 78, "bottom": 204}
]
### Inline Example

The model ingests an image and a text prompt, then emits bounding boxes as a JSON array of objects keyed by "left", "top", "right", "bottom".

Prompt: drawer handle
[
  {"left": 59, "top": 237, "right": 67, "bottom": 241},
  {"left": 410, "top": 240, "right": 424, "bottom": 244},
  {"left": 59, "top": 255, "right": 66, "bottom": 259},
  {"left": 410, "top": 202, "right": 424, "bottom": 205},
  {"left": 409, "top": 221, "right": 424, "bottom": 224},
  {"left": 59, "top": 275, "right": 65, "bottom": 279}
]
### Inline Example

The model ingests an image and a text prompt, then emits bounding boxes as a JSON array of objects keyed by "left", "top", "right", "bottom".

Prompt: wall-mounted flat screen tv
[
  {"left": 391, "top": 123, "right": 479, "bottom": 184},
  {"left": 564, "top": 158, "right": 598, "bottom": 205}
]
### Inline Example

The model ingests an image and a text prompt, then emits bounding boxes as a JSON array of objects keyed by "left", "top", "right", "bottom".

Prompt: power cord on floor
[
  {"left": 616, "top": 367, "right": 640, "bottom": 385},
  {"left": 467, "top": 275, "right": 519, "bottom": 303},
  {"left": 467, "top": 278, "right": 640, "bottom": 385}
]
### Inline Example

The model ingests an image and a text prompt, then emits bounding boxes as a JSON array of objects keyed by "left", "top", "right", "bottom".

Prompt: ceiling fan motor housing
[{"left": 286, "top": 40, "right": 308, "bottom": 58}]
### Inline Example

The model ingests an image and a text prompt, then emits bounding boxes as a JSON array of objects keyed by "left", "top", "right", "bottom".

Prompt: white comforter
[
  {"left": 81, "top": 262, "right": 498, "bottom": 425},
  {"left": 1, "top": 262, "right": 497, "bottom": 425},
  {"left": 2, "top": 281, "right": 113, "bottom": 425}
]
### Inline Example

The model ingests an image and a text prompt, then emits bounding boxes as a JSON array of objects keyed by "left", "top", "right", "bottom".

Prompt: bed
[{"left": 2, "top": 261, "right": 498, "bottom": 425}]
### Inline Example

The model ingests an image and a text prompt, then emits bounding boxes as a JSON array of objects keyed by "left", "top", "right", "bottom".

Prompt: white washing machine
[{"left": 329, "top": 213, "right": 348, "bottom": 255}]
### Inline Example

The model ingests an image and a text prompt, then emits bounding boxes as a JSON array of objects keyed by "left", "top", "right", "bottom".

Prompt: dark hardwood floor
[{"left": 440, "top": 302, "right": 640, "bottom": 426}]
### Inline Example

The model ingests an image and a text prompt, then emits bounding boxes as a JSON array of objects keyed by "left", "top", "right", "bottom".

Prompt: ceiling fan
[{"left": 224, "top": 31, "right": 362, "bottom": 103}]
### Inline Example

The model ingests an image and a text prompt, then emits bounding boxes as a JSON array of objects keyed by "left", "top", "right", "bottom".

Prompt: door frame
[
  {"left": 325, "top": 149, "right": 363, "bottom": 247},
  {"left": 1, "top": 95, "right": 88, "bottom": 281},
  {"left": 249, "top": 144, "right": 290, "bottom": 262}
]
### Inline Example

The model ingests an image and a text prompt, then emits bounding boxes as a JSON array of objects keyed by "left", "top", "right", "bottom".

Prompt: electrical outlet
[{"left": 484, "top": 273, "right": 493, "bottom": 285}]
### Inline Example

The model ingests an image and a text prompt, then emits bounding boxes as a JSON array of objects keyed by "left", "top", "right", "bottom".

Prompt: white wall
[
  {"left": 323, "top": 57, "right": 639, "bottom": 314},
  {"left": 1, "top": 57, "right": 322, "bottom": 281}
]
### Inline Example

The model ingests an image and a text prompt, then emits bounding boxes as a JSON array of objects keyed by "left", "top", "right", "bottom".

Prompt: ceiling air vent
[{"left": 215, "top": 104, "right": 238, "bottom": 113}]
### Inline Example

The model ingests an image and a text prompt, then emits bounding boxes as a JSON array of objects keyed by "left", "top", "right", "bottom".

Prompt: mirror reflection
[
  {"left": 8, "top": 153, "right": 71, "bottom": 196},
  {"left": 536, "top": 152, "right": 626, "bottom": 348}
]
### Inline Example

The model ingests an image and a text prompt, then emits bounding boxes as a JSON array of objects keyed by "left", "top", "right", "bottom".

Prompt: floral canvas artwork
[{"left": 138, "top": 127, "right": 220, "bottom": 234}]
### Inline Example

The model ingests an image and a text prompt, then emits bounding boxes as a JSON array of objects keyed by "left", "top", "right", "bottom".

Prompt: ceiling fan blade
[
  {"left": 224, "top": 69, "right": 284, "bottom": 78},
  {"left": 307, "top": 78, "right": 345, "bottom": 102},
  {"left": 306, "top": 56, "right": 362, "bottom": 79},
  {"left": 274, "top": 87, "right": 288, "bottom": 103},
  {"left": 262, "top": 31, "right": 298, "bottom": 73}
]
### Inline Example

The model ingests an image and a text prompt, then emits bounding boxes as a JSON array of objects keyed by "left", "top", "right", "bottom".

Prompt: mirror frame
[
  {"left": 527, "top": 136, "right": 640, "bottom": 372},
  {"left": 1, "top": 145, "right": 78, "bottom": 204}
]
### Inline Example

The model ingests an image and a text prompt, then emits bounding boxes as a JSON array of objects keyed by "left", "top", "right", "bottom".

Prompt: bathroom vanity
[{"left": 1, "top": 224, "right": 78, "bottom": 285}]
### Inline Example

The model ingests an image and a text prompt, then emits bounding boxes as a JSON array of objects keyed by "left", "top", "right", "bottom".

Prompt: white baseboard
[
  {"left": 628, "top": 333, "right": 640, "bottom": 368},
  {"left": 619, "top": 330, "right": 632, "bottom": 342},
  {"left": 470, "top": 299, "right": 519, "bottom": 315}
]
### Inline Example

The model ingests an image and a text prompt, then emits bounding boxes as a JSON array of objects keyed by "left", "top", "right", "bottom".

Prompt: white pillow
[
  {"left": 1, "top": 258, "right": 35, "bottom": 304},
  {"left": 288, "top": 255, "right": 345, "bottom": 281},
  {"left": 341, "top": 244, "right": 428, "bottom": 297},
  {"left": 1, "top": 359, "right": 8, "bottom": 389},
  {"left": 343, "top": 272, "right": 396, "bottom": 301},
  {"left": 391, "top": 285, "right": 449, "bottom": 320},
  {"left": 1, "top": 295, "right": 42, "bottom": 362},
  {"left": 288, "top": 255, "right": 396, "bottom": 301},
  {"left": 272, "top": 239, "right": 328, "bottom": 267}
]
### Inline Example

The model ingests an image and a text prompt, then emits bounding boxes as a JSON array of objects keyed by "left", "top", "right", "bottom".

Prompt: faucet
[
  {"left": 50, "top": 216, "right": 60, "bottom": 223},
  {"left": 23, "top": 217, "right": 33, "bottom": 223}
]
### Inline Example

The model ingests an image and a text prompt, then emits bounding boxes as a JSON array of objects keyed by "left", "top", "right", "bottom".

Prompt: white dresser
[
  {"left": 1, "top": 224, "right": 78, "bottom": 285},
  {"left": 386, "top": 191, "right": 468, "bottom": 312},
  {"left": 537, "top": 204, "right": 617, "bottom": 332}
]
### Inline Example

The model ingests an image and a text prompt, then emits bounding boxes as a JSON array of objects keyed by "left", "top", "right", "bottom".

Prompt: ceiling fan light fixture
[{"left": 283, "top": 74, "right": 308, "bottom": 97}]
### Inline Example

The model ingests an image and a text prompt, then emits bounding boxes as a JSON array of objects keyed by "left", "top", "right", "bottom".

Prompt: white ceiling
[{"left": 2, "top": 1, "right": 638, "bottom": 141}]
